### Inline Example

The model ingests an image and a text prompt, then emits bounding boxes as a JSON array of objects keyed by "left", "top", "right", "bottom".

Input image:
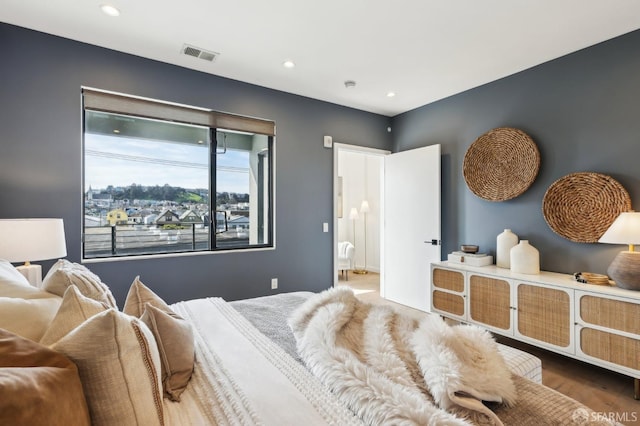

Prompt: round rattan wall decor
[
  {"left": 542, "top": 172, "right": 631, "bottom": 243},
  {"left": 463, "top": 127, "right": 540, "bottom": 201}
]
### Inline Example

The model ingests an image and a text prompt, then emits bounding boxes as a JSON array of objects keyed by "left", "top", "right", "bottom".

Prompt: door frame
[{"left": 333, "top": 143, "right": 390, "bottom": 288}]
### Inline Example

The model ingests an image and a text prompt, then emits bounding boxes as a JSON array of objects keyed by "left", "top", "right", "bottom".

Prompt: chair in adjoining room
[{"left": 337, "top": 241, "right": 355, "bottom": 280}]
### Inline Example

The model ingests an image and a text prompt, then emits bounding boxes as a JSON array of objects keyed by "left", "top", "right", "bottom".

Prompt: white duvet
[{"left": 165, "top": 297, "right": 362, "bottom": 426}]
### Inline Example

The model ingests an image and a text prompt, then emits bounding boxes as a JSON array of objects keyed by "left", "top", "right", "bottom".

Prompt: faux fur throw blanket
[{"left": 289, "top": 287, "right": 517, "bottom": 426}]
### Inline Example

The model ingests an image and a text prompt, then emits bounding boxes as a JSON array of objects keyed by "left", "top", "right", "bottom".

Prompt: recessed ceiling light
[
  {"left": 344, "top": 80, "right": 356, "bottom": 89},
  {"left": 113, "top": 129, "right": 120, "bottom": 134},
  {"left": 386, "top": 91, "right": 396, "bottom": 98},
  {"left": 100, "top": 4, "right": 120, "bottom": 17},
  {"left": 283, "top": 60, "right": 295, "bottom": 68}
]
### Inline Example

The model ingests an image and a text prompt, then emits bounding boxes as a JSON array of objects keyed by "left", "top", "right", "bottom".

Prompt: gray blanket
[{"left": 230, "top": 291, "right": 312, "bottom": 363}]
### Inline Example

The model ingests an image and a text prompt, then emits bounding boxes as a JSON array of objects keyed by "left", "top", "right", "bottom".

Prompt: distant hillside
[{"left": 95, "top": 184, "right": 248, "bottom": 205}]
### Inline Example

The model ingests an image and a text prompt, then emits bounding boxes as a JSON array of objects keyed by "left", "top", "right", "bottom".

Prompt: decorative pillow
[
  {"left": 40, "top": 286, "right": 109, "bottom": 346},
  {"left": 123, "top": 275, "right": 172, "bottom": 317},
  {"left": 124, "top": 276, "right": 195, "bottom": 400},
  {"left": 0, "top": 328, "right": 91, "bottom": 426},
  {"left": 0, "top": 259, "right": 31, "bottom": 288},
  {"left": 0, "top": 275, "right": 62, "bottom": 342},
  {"left": 50, "top": 309, "right": 164, "bottom": 426},
  {"left": 141, "top": 303, "right": 195, "bottom": 401},
  {"left": 42, "top": 259, "right": 117, "bottom": 308}
]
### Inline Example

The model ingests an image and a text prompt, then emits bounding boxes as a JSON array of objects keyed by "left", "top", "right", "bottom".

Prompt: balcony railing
[{"left": 83, "top": 223, "right": 249, "bottom": 258}]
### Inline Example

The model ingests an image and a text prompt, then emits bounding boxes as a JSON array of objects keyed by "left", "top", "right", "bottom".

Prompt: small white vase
[
  {"left": 496, "top": 229, "right": 518, "bottom": 268},
  {"left": 510, "top": 240, "right": 540, "bottom": 274}
]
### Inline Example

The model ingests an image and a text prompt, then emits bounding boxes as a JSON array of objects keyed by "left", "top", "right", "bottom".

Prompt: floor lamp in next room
[
  {"left": 354, "top": 200, "right": 369, "bottom": 274},
  {"left": 349, "top": 206, "right": 359, "bottom": 252}
]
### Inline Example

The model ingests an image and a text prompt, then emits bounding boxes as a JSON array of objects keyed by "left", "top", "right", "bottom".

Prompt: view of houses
[{"left": 84, "top": 184, "right": 251, "bottom": 257}]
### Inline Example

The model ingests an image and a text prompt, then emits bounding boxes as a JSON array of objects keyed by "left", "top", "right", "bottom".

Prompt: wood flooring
[{"left": 337, "top": 271, "right": 640, "bottom": 424}]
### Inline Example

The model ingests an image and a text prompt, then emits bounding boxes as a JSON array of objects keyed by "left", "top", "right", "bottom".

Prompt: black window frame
[{"left": 81, "top": 87, "right": 275, "bottom": 260}]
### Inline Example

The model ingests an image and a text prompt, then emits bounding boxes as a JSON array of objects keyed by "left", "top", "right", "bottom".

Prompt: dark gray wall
[
  {"left": 0, "top": 23, "right": 392, "bottom": 305},
  {"left": 391, "top": 29, "right": 640, "bottom": 275}
]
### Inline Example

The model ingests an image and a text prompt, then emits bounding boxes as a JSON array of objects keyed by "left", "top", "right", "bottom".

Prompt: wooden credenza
[{"left": 431, "top": 262, "right": 640, "bottom": 398}]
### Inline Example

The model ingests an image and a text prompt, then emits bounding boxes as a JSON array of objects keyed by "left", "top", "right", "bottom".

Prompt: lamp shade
[
  {"left": 349, "top": 207, "right": 359, "bottom": 220},
  {"left": 598, "top": 212, "right": 640, "bottom": 246},
  {"left": 360, "top": 200, "right": 370, "bottom": 214},
  {"left": 599, "top": 212, "right": 640, "bottom": 290},
  {"left": 0, "top": 218, "right": 67, "bottom": 262}
]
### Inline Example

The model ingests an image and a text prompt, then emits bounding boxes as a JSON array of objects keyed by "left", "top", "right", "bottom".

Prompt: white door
[{"left": 382, "top": 144, "right": 441, "bottom": 311}]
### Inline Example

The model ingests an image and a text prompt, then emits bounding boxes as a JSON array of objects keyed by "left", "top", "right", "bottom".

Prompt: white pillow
[
  {"left": 42, "top": 259, "right": 117, "bottom": 308},
  {"left": 0, "top": 259, "right": 31, "bottom": 289},
  {"left": 0, "top": 265, "right": 62, "bottom": 341},
  {"left": 0, "top": 296, "right": 62, "bottom": 342},
  {"left": 50, "top": 309, "right": 165, "bottom": 426}
]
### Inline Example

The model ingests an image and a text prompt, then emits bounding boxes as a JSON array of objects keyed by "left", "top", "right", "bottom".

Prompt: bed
[{"left": 0, "top": 259, "right": 614, "bottom": 425}]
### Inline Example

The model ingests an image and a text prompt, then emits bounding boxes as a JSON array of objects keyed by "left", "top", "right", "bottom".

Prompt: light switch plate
[{"left": 323, "top": 135, "right": 332, "bottom": 148}]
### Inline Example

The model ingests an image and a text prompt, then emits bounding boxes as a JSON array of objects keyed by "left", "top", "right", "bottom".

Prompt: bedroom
[{"left": 1, "top": 1, "right": 640, "bottom": 424}]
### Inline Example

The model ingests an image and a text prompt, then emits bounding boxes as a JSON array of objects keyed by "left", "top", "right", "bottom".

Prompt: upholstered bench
[{"left": 498, "top": 344, "right": 543, "bottom": 383}]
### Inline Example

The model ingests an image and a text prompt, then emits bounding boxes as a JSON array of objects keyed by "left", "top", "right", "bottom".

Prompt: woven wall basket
[
  {"left": 463, "top": 127, "right": 540, "bottom": 201},
  {"left": 542, "top": 172, "right": 631, "bottom": 243}
]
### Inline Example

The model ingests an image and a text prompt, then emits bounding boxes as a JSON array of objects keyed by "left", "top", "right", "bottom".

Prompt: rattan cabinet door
[
  {"left": 431, "top": 267, "right": 466, "bottom": 320},
  {"left": 468, "top": 273, "right": 513, "bottom": 333},
  {"left": 515, "top": 281, "right": 574, "bottom": 354},
  {"left": 576, "top": 291, "right": 640, "bottom": 377}
]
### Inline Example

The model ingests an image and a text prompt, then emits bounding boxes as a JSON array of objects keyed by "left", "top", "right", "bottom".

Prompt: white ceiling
[{"left": 3, "top": 1, "right": 640, "bottom": 116}]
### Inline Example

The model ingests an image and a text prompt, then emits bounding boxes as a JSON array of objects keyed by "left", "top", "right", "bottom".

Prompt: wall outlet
[
  {"left": 323, "top": 222, "right": 329, "bottom": 232},
  {"left": 271, "top": 278, "right": 278, "bottom": 289}
]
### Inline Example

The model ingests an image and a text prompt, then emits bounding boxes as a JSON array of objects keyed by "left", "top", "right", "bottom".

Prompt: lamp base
[
  {"left": 15, "top": 263, "right": 43, "bottom": 288},
  {"left": 607, "top": 251, "right": 640, "bottom": 291}
]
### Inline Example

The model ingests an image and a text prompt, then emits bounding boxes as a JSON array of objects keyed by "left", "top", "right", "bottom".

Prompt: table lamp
[
  {"left": 598, "top": 211, "right": 640, "bottom": 290},
  {"left": 0, "top": 218, "right": 67, "bottom": 287}
]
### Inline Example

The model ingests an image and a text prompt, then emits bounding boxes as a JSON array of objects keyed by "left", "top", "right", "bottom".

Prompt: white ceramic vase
[
  {"left": 510, "top": 240, "right": 540, "bottom": 274},
  {"left": 496, "top": 229, "right": 518, "bottom": 268}
]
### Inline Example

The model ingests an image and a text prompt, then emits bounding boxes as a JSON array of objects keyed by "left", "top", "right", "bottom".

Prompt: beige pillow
[
  {"left": 42, "top": 259, "right": 117, "bottom": 308},
  {"left": 0, "top": 328, "right": 91, "bottom": 426},
  {"left": 40, "top": 285, "right": 109, "bottom": 346},
  {"left": 125, "top": 276, "right": 195, "bottom": 400},
  {"left": 124, "top": 275, "right": 172, "bottom": 317},
  {"left": 50, "top": 309, "right": 164, "bottom": 426},
  {"left": 0, "top": 276, "right": 62, "bottom": 341},
  {"left": 141, "top": 303, "right": 195, "bottom": 401}
]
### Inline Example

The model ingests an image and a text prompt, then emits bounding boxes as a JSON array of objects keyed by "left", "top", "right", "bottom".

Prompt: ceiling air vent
[{"left": 181, "top": 44, "right": 218, "bottom": 62}]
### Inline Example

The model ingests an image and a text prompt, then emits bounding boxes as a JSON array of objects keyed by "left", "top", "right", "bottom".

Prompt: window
[{"left": 82, "top": 88, "right": 274, "bottom": 259}]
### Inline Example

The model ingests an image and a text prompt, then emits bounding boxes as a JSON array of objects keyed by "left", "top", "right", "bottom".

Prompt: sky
[{"left": 84, "top": 134, "right": 250, "bottom": 194}]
